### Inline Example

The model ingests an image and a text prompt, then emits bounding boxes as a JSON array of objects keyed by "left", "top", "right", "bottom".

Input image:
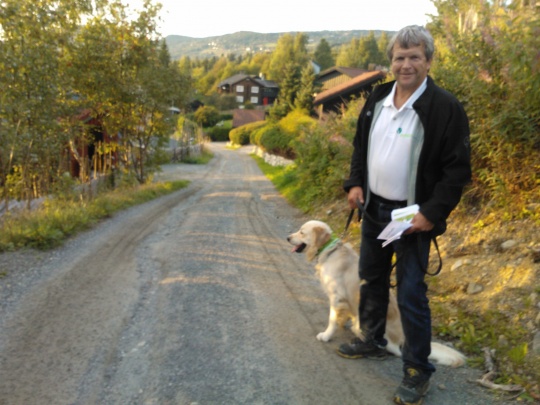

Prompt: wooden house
[{"left": 218, "top": 74, "right": 279, "bottom": 107}]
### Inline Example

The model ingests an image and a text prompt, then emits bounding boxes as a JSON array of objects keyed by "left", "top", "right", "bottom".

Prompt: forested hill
[{"left": 165, "top": 30, "right": 392, "bottom": 60}]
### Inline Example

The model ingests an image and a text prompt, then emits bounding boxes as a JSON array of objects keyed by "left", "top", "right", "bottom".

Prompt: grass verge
[{"left": 0, "top": 180, "right": 189, "bottom": 252}]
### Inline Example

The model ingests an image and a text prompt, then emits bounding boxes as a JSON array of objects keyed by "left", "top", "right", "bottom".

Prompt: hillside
[{"left": 165, "top": 30, "right": 393, "bottom": 60}]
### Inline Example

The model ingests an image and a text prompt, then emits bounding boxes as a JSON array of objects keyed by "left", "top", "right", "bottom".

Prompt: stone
[
  {"left": 467, "top": 282, "right": 483, "bottom": 294},
  {"left": 500, "top": 240, "right": 517, "bottom": 250},
  {"left": 451, "top": 259, "right": 471, "bottom": 271}
]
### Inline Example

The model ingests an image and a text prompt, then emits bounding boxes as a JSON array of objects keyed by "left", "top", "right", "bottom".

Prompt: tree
[
  {"left": 359, "top": 32, "right": 382, "bottom": 68},
  {"left": 335, "top": 32, "right": 385, "bottom": 69},
  {"left": 194, "top": 106, "right": 221, "bottom": 127},
  {"left": 269, "top": 62, "right": 302, "bottom": 119},
  {"left": 429, "top": 0, "right": 540, "bottom": 211},
  {"left": 0, "top": 0, "right": 88, "bottom": 207},
  {"left": 294, "top": 65, "right": 317, "bottom": 112},
  {"left": 314, "top": 38, "right": 335, "bottom": 70},
  {"left": 335, "top": 38, "right": 363, "bottom": 67},
  {"left": 376, "top": 32, "right": 390, "bottom": 66},
  {"left": 267, "top": 33, "right": 309, "bottom": 82}
]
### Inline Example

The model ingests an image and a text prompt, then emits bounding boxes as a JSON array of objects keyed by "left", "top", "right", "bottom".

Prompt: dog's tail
[{"left": 429, "top": 342, "right": 467, "bottom": 367}]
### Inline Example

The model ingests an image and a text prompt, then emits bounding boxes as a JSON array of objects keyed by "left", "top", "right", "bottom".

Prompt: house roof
[
  {"left": 218, "top": 73, "right": 250, "bottom": 87},
  {"left": 317, "top": 66, "right": 369, "bottom": 80},
  {"left": 252, "top": 78, "right": 279, "bottom": 89},
  {"left": 313, "top": 70, "right": 387, "bottom": 106},
  {"left": 232, "top": 109, "right": 266, "bottom": 128},
  {"left": 218, "top": 74, "right": 279, "bottom": 89}
]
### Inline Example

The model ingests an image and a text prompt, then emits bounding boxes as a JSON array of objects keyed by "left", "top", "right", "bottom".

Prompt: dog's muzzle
[{"left": 287, "top": 237, "right": 306, "bottom": 253}]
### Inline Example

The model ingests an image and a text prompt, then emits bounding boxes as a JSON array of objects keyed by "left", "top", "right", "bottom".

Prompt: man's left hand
[{"left": 405, "top": 212, "right": 434, "bottom": 234}]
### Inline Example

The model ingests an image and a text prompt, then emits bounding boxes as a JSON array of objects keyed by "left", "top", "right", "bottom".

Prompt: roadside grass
[
  {"left": 179, "top": 147, "right": 214, "bottom": 164},
  {"left": 253, "top": 154, "right": 540, "bottom": 402},
  {"left": 0, "top": 180, "right": 189, "bottom": 252}
]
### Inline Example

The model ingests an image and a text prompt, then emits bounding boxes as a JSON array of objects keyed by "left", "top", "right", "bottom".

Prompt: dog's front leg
[
  {"left": 350, "top": 316, "right": 361, "bottom": 338},
  {"left": 317, "top": 306, "right": 338, "bottom": 342}
]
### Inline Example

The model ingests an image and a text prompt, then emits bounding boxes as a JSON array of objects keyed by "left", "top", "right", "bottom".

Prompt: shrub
[
  {"left": 257, "top": 125, "right": 295, "bottom": 159},
  {"left": 278, "top": 109, "right": 317, "bottom": 137},
  {"left": 194, "top": 106, "right": 221, "bottom": 127},
  {"left": 229, "top": 121, "right": 266, "bottom": 145},
  {"left": 206, "top": 127, "right": 230, "bottom": 142},
  {"left": 292, "top": 116, "right": 355, "bottom": 209}
]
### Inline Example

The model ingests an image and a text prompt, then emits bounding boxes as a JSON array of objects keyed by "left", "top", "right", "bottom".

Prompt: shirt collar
[{"left": 383, "top": 78, "right": 428, "bottom": 111}]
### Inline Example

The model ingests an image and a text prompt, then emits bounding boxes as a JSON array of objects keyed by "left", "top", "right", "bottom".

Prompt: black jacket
[{"left": 343, "top": 76, "right": 472, "bottom": 235}]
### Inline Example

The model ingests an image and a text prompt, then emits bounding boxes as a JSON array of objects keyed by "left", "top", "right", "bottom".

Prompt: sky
[{"left": 138, "top": 0, "right": 438, "bottom": 38}]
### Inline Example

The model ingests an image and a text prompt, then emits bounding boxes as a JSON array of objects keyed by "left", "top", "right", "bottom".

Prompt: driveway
[{"left": 0, "top": 143, "right": 507, "bottom": 404}]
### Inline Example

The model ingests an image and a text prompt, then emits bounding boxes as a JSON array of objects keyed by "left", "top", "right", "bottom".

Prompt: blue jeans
[{"left": 359, "top": 196, "right": 436, "bottom": 375}]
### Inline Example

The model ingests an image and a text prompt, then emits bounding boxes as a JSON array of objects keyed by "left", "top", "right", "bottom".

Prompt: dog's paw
[{"left": 316, "top": 332, "right": 332, "bottom": 342}]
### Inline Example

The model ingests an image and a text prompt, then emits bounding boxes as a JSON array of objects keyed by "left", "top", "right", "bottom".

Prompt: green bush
[
  {"left": 229, "top": 121, "right": 266, "bottom": 145},
  {"left": 194, "top": 106, "right": 221, "bottom": 127},
  {"left": 292, "top": 119, "right": 354, "bottom": 208},
  {"left": 257, "top": 125, "right": 295, "bottom": 159},
  {"left": 251, "top": 110, "right": 318, "bottom": 159},
  {"left": 278, "top": 109, "right": 317, "bottom": 137},
  {"left": 206, "top": 126, "right": 230, "bottom": 142}
]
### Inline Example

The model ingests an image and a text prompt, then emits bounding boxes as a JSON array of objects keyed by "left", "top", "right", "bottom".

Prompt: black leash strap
[{"left": 342, "top": 209, "right": 359, "bottom": 236}]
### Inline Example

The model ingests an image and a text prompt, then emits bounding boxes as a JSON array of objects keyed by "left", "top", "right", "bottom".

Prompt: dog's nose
[{"left": 286, "top": 236, "right": 290, "bottom": 242}]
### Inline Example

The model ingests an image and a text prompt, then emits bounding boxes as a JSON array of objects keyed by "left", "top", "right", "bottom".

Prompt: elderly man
[{"left": 340, "top": 25, "right": 471, "bottom": 405}]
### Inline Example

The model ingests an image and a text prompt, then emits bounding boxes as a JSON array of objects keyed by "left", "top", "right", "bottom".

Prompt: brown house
[
  {"left": 218, "top": 74, "right": 279, "bottom": 107},
  {"left": 314, "top": 70, "right": 387, "bottom": 113}
]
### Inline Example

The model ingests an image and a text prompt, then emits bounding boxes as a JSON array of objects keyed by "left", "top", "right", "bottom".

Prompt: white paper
[{"left": 377, "top": 204, "right": 419, "bottom": 247}]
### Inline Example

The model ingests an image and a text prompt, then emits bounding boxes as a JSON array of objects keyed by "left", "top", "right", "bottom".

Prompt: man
[{"left": 340, "top": 25, "right": 471, "bottom": 405}]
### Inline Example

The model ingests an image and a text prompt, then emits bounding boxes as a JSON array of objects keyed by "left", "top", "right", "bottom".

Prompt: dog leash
[{"left": 343, "top": 198, "right": 442, "bottom": 277}]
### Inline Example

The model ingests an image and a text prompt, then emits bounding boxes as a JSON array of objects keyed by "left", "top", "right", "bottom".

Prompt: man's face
[{"left": 391, "top": 43, "right": 432, "bottom": 92}]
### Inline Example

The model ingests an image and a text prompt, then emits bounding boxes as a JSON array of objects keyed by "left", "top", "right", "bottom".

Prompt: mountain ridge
[{"left": 165, "top": 29, "right": 394, "bottom": 60}]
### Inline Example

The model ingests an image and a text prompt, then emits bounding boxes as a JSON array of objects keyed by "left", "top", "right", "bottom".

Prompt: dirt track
[{"left": 0, "top": 143, "right": 510, "bottom": 405}]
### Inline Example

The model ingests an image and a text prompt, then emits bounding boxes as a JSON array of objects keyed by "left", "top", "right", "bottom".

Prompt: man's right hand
[{"left": 347, "top": 186, "right": 364, "bottom": 209}]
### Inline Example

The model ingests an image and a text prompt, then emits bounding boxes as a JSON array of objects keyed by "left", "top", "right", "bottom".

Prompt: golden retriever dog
[{"left": 287, "top": 220, "right": 466, "bottom": 367}]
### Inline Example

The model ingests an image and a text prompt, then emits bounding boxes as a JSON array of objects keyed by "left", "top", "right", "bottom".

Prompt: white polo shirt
[{"left": 368, "top": 79, "right": 427, "bottom": 201}]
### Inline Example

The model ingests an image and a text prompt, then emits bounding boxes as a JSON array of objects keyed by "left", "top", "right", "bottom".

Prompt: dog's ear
[
  {"left": 313, "top": 225, "right": 331, "bottom": 248},
  {"left": 306, "top": 225, "right": 331, "bottom": 261}
]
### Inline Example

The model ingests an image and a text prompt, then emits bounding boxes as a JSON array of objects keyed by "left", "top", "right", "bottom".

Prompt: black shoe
[
  {"left": 393, "top": 367, "right": 431, "bottom": 405},
  {"left": 336, "top": 337, "right": 388, "bottom": 360}
]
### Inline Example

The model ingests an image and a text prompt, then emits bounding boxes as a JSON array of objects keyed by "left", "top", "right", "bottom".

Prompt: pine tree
[
  {"left": 314, "top": 38, "right": 335, "bottom": 70},
  {"left": 294, "top": 65, "right": 317, "bottom": 112}
]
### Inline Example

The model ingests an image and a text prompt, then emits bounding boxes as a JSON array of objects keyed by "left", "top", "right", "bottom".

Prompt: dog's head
[{"left": 287, "top": 220, "right": 333, "bottom": 261}]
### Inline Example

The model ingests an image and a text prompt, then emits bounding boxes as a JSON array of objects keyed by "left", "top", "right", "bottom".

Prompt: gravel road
[{"left": 0, "top": 143, "right": 512, "bottom": 405}]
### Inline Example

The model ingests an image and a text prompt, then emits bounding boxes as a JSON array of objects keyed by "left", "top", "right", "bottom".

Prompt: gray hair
[{"left": 386, "top": 25, "right": 435, "bottom": 61}]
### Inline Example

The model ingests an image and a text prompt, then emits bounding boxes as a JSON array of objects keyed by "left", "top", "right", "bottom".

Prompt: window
[
  {"left": 236, "top": 85, "right": 244, "bottom": 93},
  {"left": 236, "top": 95, "right": 244, "bottom": 103},
  {"left": 250, "top": 96, "right": 259, "bottom": 104},
  {"left": 251, "top": 86, "right": 259, "bottom": 94}
]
